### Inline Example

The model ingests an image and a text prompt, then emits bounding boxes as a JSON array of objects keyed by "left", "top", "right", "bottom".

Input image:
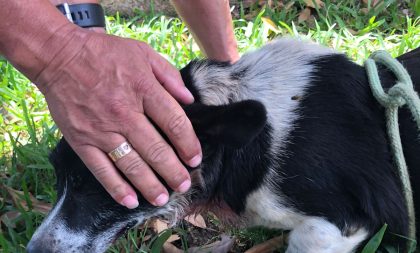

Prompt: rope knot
[
  {"left": 365, "top": 51, "right": 414, "bottom": 107},
  {"left": 365, "top": 51, "right": 420, "bottom": 127},
  {"left": 386, "top": 82, "right": 411, "bottom": 107}
]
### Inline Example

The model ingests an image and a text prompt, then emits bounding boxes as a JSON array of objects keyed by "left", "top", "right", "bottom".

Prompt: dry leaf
[
  {"left": 184, "top": 214, "right": 207, "bottom": 229},
  {"left": 304, "top": 0, "right": 325, "bottom": 8},
  {"left": 0, "top": 172, "right": 7, "bottom": 179},
  {"left": 151, "top": 219, "right": 169, "bottom": 233},
  {"left": 360, "top": 7, "right": 369, "bottom": 14},
  {"left": 258, "top": 0, "right": 273, "bottom": 8},
  {"left": 362, "top": 0, "right": 380, "bottom": 7},
  {"left": 3, "top": 185, "right": 51, "bottom": 214},
  {"left": 261, "top": 17, "right": 280, "bottom": 33},
  {"left": 284, "top": 1, "right": 295, "bottom": 10},
  {"left": 244, "top": 13, "right": 255, "bottom": 20},
  {"left": 142, "top": 234, "right": 152, "bottom": 242},
  {"left": 275, "top": 1, "right": 284, "bottom": 8},
  {"left": 242, "top": 0, "right": 257, "bottom": 8},
  {"left": 188, "top": 234, "right": 235, "bottom": 253},
  {"left": 167, "top": 234, "right": 180, "bottom": 243},
  {"left": 163, "top": 242, "right": 183, "bottom": 253},
  {"left": 244, "top": 235, "right": 285, "bottom": 253},
  {"left": 347, "top": 28, "right": 357, "bottom": 35},
  {"left": 181, "top": 34, "right": 189, "bottom": 41},
  {"left": 298, "top": 8, "right": 311, "bottom": 23},
  {"left": 0, "top": 211, "right": 21, "bottom": 228},
  {"left": 306, "top": 15, "right": 316, "bottom": 28},
  {"left": 361, "top": 0, "right": 384, "bottom": 13}
]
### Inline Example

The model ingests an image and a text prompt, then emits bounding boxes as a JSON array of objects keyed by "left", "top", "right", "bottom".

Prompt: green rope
[{"left": 365, "top": 50, "right": 420, "bottom": 241}]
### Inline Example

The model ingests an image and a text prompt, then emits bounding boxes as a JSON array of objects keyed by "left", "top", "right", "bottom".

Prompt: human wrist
[
  {"left": 34, "top": 25, "right": 92, "bottom": 94},
  {"left": 0, "top": 0, "right": 83, "bottom": 83},
  {"left": 205, "top": 36, "right": 239, "bottom": 63}
]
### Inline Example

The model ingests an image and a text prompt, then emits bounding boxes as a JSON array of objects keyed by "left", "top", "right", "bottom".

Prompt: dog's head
[{"left": 27, "top": 59, "right": 267, "bottom": 253}]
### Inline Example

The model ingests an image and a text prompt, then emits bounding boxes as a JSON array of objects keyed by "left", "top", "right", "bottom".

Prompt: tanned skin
[{"left": 0, "top": 0, "right": 238, "bottom": 208}]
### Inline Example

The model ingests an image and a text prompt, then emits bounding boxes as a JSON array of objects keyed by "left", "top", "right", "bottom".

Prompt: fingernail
[
  {"left": 184, "top": 87, "right": 195, "bottom": 103},
  {"left": 177, "top": 180, "right": 191, "bottom": 193},
  {"left": 188, "top": 154, "right": 202, "bottom": 167},
  {"left": 121, "top": 195, "right": 139, "bottom": 209},
  {"left": 154, "top": 193, "right": 169, "bottom": 206}
]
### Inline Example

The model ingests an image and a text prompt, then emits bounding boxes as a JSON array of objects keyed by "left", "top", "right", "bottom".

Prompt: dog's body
[{"left": 27, "top": 39, "right": 420, "bottom": 253}]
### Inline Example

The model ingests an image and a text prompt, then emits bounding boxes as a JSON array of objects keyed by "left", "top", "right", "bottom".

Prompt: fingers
[
  {"left": 141, "top": 43, "right": 195, "bottom": 105},
  {"left": 142, "top": 82, "right": 202, "bottom": 168},
  {"left": 75, "top": 145, "right": 139, "bottom": 209},
  {"left": 114, "top": 149, "right": 170, "bottom": 207},
  {"left": 78, "top": 132, "right": 176, "bottom": 208},
  {"left": 124, "top": 114, "right": 192, "bottom": 194},
  {"left": 89, "top": 130, "right": 175, "bottom": 207}
]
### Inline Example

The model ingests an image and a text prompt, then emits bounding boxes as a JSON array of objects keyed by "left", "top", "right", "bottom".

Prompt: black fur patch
[
  {"left": 182, "top": 100, "right": 271, "bottom": 213},
  {"left": 185, "top": 100, "right": 267, "bottom": 148},
  {"left": 275, "top": 53, "right": 419, "bottom": 243},
  {"left": 50, "top": 140, "right": 152, "bottom": 234}
]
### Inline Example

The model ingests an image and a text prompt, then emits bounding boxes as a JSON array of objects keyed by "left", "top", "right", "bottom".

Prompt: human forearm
[
  {"left": 0, "top": 0, "right": 87, "bottom": 84},
  {"left": 171, "top": 0, "right": 239, "bottom": 62}
]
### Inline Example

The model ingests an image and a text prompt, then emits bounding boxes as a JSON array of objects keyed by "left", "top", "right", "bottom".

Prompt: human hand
[{"left": 35, "top": 25, "right": 202, "bottom": 208}]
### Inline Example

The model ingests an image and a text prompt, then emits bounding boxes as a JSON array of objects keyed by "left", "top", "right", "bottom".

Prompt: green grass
[{"left": 1, "top": 1, "right": 419, "bottom": 252}]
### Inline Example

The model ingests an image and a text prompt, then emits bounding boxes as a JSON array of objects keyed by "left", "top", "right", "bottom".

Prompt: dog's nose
[{"left": 26, "top": 240, "right": 53, "bottom": 253}]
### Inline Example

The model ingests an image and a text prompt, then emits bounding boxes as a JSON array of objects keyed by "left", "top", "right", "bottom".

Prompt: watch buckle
[{"left": 62, "top": 3, "right": 74, "bottom": 23}]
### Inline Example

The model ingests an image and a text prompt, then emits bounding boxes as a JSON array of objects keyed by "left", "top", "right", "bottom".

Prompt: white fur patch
[
  {"left": 244, "top": 186, "right": 306, "bottom": 229},
  {"left": 27, "top": 187, "right": 89, "bottom": 252},
  {"left": 28, "top": 186, "right": 148, "bottom": 252},
  {"left": 287, "top": 218, "right": 368, "bottom": 253},
  {"left": 29, "top": 190, "right": 367, "bottom": 253},
  {"left": 189, "top": 38, "right": 334, "bottom": 173},
  {"left": 245, "top": 188, "right": 367, "bottom": 253}
]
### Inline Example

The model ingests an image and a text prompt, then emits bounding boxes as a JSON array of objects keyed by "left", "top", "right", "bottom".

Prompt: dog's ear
[{"left": 184, "top": 100, "right": 267, "bottom": 148}]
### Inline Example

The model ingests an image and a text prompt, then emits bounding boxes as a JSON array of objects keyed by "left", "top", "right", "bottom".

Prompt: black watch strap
[{"left": 56, "top": 3, "right": 105, "bottom": 28}]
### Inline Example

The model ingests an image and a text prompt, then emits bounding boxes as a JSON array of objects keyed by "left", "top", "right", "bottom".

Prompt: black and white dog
[{"left": 27, "top": 39, "right": 420, "bottom": 253}]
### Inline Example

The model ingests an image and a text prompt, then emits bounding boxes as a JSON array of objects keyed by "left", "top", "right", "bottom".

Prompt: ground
[{"left": 0, "top": 1, "right": 419, "bottom": 252}]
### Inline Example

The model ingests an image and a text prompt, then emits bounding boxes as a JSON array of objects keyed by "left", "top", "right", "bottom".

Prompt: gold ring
[{"left": 108, "top": 142, "right": 133, "bottom": 162}]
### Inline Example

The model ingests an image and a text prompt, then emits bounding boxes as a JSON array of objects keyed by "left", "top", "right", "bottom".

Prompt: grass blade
[
  {"left": 362, "top": 224, "right": 388, "bottom": 253},
  {"left": 150, "top": 229, "right": 172, "bottom": 253}
]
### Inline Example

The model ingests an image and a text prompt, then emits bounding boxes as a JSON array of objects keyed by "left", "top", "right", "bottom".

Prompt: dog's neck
[{"left": 175, "top": 124, "right": 273, "bottom": 223}]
